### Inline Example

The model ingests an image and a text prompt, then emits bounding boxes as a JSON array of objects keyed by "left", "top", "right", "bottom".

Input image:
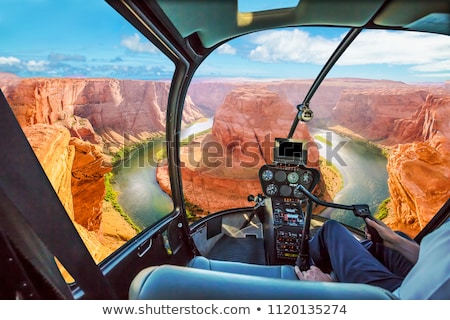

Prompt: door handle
[{"left": 137, "top": 238, "right": 152, "bottom": 258}]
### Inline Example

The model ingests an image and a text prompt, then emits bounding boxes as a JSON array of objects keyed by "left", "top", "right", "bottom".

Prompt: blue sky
[{"left": 1, "top": 0, "right": 450, "bottom": 83}]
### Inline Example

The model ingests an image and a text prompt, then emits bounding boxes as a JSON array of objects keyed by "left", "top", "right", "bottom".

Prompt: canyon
[
  {"left": 1, "top": 72, "right": 449, "bottom": 260},
  {"left": 157, "top": 87, "right": 321, "bottom": 214},
  {"left": 0, "top": 74, "right": 204, "bottom": 261},
  {"left": 331, "top": 88, "right": 450, "bottom": 234},
  {"left": 160, "top": 83, "right": 450, "bottom": 235}
]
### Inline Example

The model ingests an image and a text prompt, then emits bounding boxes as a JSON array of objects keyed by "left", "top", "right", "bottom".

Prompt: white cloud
[
  {"left": 217, "top": 43, "right": 237, "bottom": 55},
  {"left": 0, "top": 56, "right": 21, "bottom": 65},
  {"left": 410, "top": 59, "right": 450, "bottom": 72},
  {"left": 26, "top": 60, "right": 48, "bottom": 72},
  {"left": 248, "top": 29, "right": 450, "bottom": 74},
  {"left": 249, "top": 29, "right": 340, "bottom": 64},
  {"left": 338, "top": 30, "right": 450, "bottom": 67},
  {"left": 120, "top": 33, "right": 158, "bottom": 53}
]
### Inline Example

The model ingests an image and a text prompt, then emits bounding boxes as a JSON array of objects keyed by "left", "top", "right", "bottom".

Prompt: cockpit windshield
[
  {"left": 175, "top": 27, "right": 450, "bottom": 234},
  {"left": 1, "top": 2, "right": 449, "bottom": 267}
]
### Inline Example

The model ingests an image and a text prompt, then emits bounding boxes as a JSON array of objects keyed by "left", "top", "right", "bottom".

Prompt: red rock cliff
[
  {"left": 0, "top": 76, "right": 205, "bottom": 224},
  {"left": 20, "top": 124, "right": 124, "bottom": 262},
  {"left": 158, "top": 87, "right": 319, "bottom": 214},
  {"left": 22, "top": 124, "right": 76, "bottom": 219},
  {"left": 187, "top": 78, "right": 410, "bottom": 121},
  {"left": 212, "top": 87, "right": 318, "bottom": 165},
  {"left": 1, "top": 77, "right": 204, "bottom": 151},
  {"left": 331, "top": 88, "right": 430, "bottom": 142},
  {"left": 386, "top": 95, "right": 450, "bottom": 233},
  {"left": 0, "top": 75, "right": 207, "bottom": 261},
  {"left": 332, "top": 88, "right": 450, "bottom": 235},
  {"left": 70, "top": 138, "right": 112, "bottom": 231}
]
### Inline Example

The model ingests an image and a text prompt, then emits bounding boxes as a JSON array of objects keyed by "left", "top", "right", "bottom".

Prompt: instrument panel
[
  {"left": 258, "top": 164, "right": 319, "bottom": 199},
  {"left": 259, "top": 164, "right": 320, "bottom": 262}
]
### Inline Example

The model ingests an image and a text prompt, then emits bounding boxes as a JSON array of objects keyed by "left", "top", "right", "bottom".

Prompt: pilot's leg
[
  {"left": 368, "top": 237, "right": 415, "bottom": 278},
  {"left": 309, "top": 220, "right": 404, "bottom": 291}
]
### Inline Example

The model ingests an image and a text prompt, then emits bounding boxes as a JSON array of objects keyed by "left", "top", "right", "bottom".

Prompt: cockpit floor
[{"left": 206, "top": 235, "right": 266, "bottom": 265}]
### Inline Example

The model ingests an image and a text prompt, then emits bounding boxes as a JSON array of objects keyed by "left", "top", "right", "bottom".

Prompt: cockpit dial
[
  {"left": 274, "top": 207, "right": 283, "bottom": 216},
  {"left": 280, "top": 185, "right": 292, "bottom": 197},
  {"left": 261, "top": 169, "right": 274, "bottom": 181},
  {"left": 301, "top": 171, "right": 313, "bottom": 184},
  {"left": 266, "top": 183, "right": 278, "bottom": 196},
  {"left": 293, "top": 187, "right": 305, "bottom": 199},
  {"left": 274, "top": 170, "right": 287, "bottom": 182},
  {"left": 258, "top": 164, "right": 319, "bottom": 198},
  {"left": 287, "top": 171, "right": 299, "bottom": 184}
]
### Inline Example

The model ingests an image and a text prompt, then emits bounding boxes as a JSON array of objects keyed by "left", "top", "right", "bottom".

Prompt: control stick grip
[
  {"left": 365, "top": 216, "right": 383, "bottom": 244},
  {"left": 296, "top": 253, "right": 310, "bottom": 272},
  {"left": 353, "top": 205, "right": 382, "bottom": 244}
]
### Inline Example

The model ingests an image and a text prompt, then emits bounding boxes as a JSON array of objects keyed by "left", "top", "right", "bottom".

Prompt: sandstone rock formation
[
  {"left": 159, "top": 83, "right": 450, "bottom": 231},
  {"left": 389, "top": 94, "right": 450, "bottom": 144},
  {"left": 1, "top": 76, "right": 210, "bottom": 262},
  {"left": 331, "top": 88, "right": 430, "bottom": 142},
  {"left": 70, "top": 138, "right": 112, "bottom": 231},
  {"left": 0, "top": 74, "right": 204, "bottom": 222},
  {"left": 21, "top": 124, "right": 136, "bottom": 262},
  {"left": 188, "top": 81, "right": 238, "bottom": 116},
  {"left": 331, "top": 89, "right": 450, "bottom": 235},
  {"left": 22, "top": 124, "right": 75, "bottom": 219},
  {"left": 212, "top": 87, "right": 318, "bottom": 165},
  {"left": 387, "top": 137, "right": 450, "bottom": 233},
  {"left": 158, "top": 87, "right": 320, "bottom": 214},
  {"left": 331, "top": 86, "right": 448, "bottom": 145},
  {"left": 3, "top": 73, "right": 449, "bottom": 251},
  {"left": 187, "top": 78, "right": 411, "bottom": 122},
  {"left": 1, "top": 77, "right": 204, "bottom": 152},
  {"left": 385, "top": 95, "right": 450, "bottom": 233}
]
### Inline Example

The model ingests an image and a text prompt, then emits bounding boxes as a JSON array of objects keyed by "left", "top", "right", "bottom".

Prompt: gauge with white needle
[{"left": 261, "top": 169, "right": 273, "bottom": 181}]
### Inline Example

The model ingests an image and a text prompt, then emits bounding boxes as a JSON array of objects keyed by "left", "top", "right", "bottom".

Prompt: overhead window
[{"left": 238, "top": 0, "right": 300, "bottom": 12}]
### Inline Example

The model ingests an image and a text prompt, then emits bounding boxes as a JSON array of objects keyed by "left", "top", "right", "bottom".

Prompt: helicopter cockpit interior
[{"left": 0, "top": 0, "right": 449, "bottom": 302}]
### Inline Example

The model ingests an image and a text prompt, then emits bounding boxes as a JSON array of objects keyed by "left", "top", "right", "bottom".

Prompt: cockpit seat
[
  {"left": 187, "top": 255, "right": 298, "bottom": 279},
  {"left": 129, "top": 262, "right": 396, "bottom": 300}
]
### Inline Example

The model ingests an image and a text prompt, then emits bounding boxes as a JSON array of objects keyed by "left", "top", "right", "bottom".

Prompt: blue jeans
[{"left": 309, "top": 220, "right": 414, "bottom": 291}]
